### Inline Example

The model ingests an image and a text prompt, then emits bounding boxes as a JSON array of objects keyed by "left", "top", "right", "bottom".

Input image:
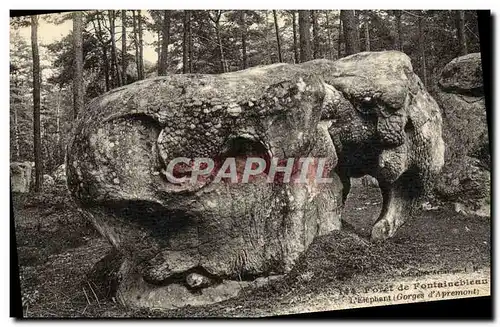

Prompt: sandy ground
[{"left": 12, "top": 182, "right": 491, "bottom": 318}]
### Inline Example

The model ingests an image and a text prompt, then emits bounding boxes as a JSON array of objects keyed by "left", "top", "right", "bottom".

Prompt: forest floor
[{"left": 12, "top": 182, "right": 491, "bottom": 318}]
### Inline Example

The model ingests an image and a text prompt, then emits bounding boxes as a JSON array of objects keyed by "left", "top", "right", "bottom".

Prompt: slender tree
[
  {"left": 273, "top": 10, "right": 283, "bottom": 63},
  {"left": 292, "top": 11, "right": 299, "bottom": 63},
  {"left": 240, "top": 11, "right": 248, "bottom": 69},
  {"left": 364, "top": 16, "right": 371, "bottom": 51},
  {"left": 31, "top": 15, "right": 42, "bottom": 191},
  {"left": 73, "top": 11, "right": 84, "bottom": 119},
  {"left": 394, "top": 10, "right": 403, "bottom": 51},
  {"left": 102, "top": 13, "right": 116, "bottom": 87},
  {"left": 208, "top": 10, "right": 226, "bottom": 73},
  {"left": 311, "top": 10, "right": 319, "bottom": 59},
  {"left": 93, "top": 12, "right": 110, "bottom": 91},
  {"left": 55, "top": 88, "right": 61, "bottom": 150},
  {"left": 182, "top": 11, "right": 190, "bottom": 73},
  {"left": 157, "top": 30, "right": 161, "bottom": 72},
  {"left": 188, "top": 12, "right": 193, "bottom": 73},
  {"left": 456, "top": 10, "right": 468, "bottom": 56},
  {"left": 298, "top": 10, "right": 312, "bottom": 62},
  {"left": 418, "top": 12, "right": 428, "bottom": 86},
  {"left": 325, "top": 11, "right": 333, "bottom": 59},
  {"left": 121, "top": 10, "right": 128, "bottom": 84},
  {"left": 337, "top": 17, "right": 342, "bottom": 58},
  {"left": 11, "top": 75, "right": 20, "bottom": 160},
  {"left": 158, "top": 10, "right": 171, "bottom": 75},
  {"left": 137, "top": 10, "right": 144, "bottom": 79},
  {"left": 340, "top": 10, "right": 360, "bottom": 55},
  {"left": 355, "top": 11, "right": 361, "bottom": 47},
  {"left": 13, "top": 108, "right": 20, "bottom": 160},
  {"left": 108, "top": 10, "right": 123, "bottom": 86},
  {"left": 132, "top": 11, "right": 141, "bottom": 80}
]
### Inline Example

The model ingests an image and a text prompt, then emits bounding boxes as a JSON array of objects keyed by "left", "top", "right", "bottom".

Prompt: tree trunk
[
  {"left": 311, "top": 10, "right": 319, "bottom": 59},
  {"left": 340, "top": 10, "right": 360, "bottom": 56},
  {"left": 418, "top": 14, "right": 428, "bottom": 86},
  {"left": 265, "top": 11, "right": 272, "bottom": 64},
  {"left": 337, "top": 17, "right": 342, "bottom": 58},
  {"left": 325, "top": 11, "right": 333, "bottom": 59},
  {"left": 121, "top": 10, "right": 128, "bottom": 84},
  {"left": 55, "top": 89, "right": 61, "bottom": 151},
  {"left": 273, "top": 10, "right": 283, "bottom": 63},
  {"left": 298, "top": 10, "right": 312, "bottom": 62},
  {"left": 216, "top": 21, "right": 226, "bottom": 72},
  {"left": 137, "top": 10, "right": 144, "bottom": 79},
  {"left": 456, "top": 10, "right": 468, "bottom": 56},
  {"left": 394, "top": 10, "right": 403, "bottom": 51},
  {"left": 105, "top": 14, "right": 115, "bottom": 87},
  {"left": 209, "top": 11, "right": 225, "bottom": 73},
  {"left": 188, "top": 12, "right": 193, "bottom": 73},
  {"left": 182, "top": 11, "right": 189, "bottom": 74},
  {"left": 158, "top": 10, "right": 171, "bottom": 75},
  {"left": 109, "top": 11, "right": 123, "bottom": 86},
  {"left": 292, "top": 11, "right": 299, "bottom": 63},
  {"left": 364, "top": 19, "right": 370, "bottom": 51},
  {"left": 132, "top": 11, "right": 140, "bottom": 80},
  {"left": 31, "top": 15, "right": 42, "bottom": 192},
  {"left": 96, "top": 13, "right": 110, "bottom": 91},
  {"left": 240, "top": 11, "right": 248, "bottom": 69},
  {"left": 12, "top": 77, "right": 20, "bottom": 160},
  {"left": 13, "top": 105, "right": 20, "bottom": 160},
  {"left": 355, "top": 11, "right": 361, "bottom": 48},
  {"left": 157, "top": 31, "right": 161, "bottom": 74},
  {"left": 73, "top": 11, "right": 84, "bottom": 119}
]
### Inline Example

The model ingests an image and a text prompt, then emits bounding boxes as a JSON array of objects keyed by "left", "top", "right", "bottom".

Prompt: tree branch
[
  {"left": 401, "top": 10, "right": 424, "bottom": 19},
  {"left": 465, "top": 23, "right": 480, "bottom": 41}
]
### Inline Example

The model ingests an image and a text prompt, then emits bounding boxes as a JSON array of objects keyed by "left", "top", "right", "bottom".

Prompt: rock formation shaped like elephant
[{"left": 66, "top": 51, "right": 444, "bottom": 309}]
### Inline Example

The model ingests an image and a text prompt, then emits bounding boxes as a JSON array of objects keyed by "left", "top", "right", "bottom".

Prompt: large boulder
[
  {"left": 66, "top": 51, "right": 444, "bottom": 310},
  {"left": 434, "top": 53, "right": 490, "bottom": 215},
  {"left": 67, "top": 63, "right": 343, "bottom": 309},
  {"left": 11, "top": 161, "right": 33, "bottom": 193}
]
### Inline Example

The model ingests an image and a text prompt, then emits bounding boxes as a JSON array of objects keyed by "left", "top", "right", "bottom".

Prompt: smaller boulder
[
  {"left": 11, "top": 161, "right": 33, "bottom": 193},
  {"left": 434, "top": 53, "right": 490, "bottom": 217},
  {"left": 43, "top": 174, "right": 55, "bottom": 187},
  {"left": 361, "top": 175, "right": 379, "bottom": 188},
  {"left": 439, "top": 53, "right": 483, "bottom": 95},
  {"left": 435, "top": 156, "right": 490, "bottom": 216},
  {"left": 53, "top": 164, "right": 67, "bottom": 184}
]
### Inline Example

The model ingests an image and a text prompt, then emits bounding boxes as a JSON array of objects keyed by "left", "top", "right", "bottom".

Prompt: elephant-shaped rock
[{"left": 66, "top": 51, "right": 444, "bottom": 309}]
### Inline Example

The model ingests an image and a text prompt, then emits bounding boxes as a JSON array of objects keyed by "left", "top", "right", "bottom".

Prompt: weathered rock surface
[
  {"left": 316, "top": 52, "right": 445, "bottom": 240},
  {"left": 52, "top": 163, "right": 67, "bottom": 184},
  {"left": 351, "top": 176, "right": 379, "bottom": 188},
  {"left": 362, "top": 176, "right": 379, "bottom": 188},
  {"left": 439, "top": 53, "right": 483, "bottom": 96},
  {"left": 68, "top": 63, "right": 343, "bottom": 309},
  {"left": 11, "top": 161, "right": 33, "bottom": 193},
  {"left": 43, "top": 174, "right": 55, "bottom": 187},
  {"left": 434, "top": 53, "right": 490, "bottom": 215},
  {"left": 67, "top": 51, "right": 444, "bottom": 310}
]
